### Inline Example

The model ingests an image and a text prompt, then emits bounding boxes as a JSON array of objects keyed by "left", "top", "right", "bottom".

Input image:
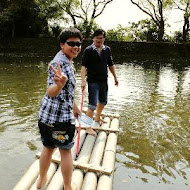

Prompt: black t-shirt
[{"left": 82, "top": 44, "right": 114, "bottom": 82}]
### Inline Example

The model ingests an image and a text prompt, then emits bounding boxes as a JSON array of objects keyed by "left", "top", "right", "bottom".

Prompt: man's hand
[{"left": 115, "top": 77, "right": 119, "bottom": 86}]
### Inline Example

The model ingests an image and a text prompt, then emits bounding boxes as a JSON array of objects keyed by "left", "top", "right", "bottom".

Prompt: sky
[{"left": 95, "top": 0, "right": 184, "bottom": 34}]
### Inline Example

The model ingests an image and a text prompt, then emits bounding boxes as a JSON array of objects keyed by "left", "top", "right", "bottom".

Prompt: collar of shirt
[
  {"left": 51, "top": 50, "right": 71, "bottom": 65},
  {"left": 50, "top": 50, "right": 76, "bottom": 73},
  {"left": 61, "top": 51, "right": 75, "bottom": 71},
  {"left": 91, "top": 43, "right": 106, "bottom": 52}
]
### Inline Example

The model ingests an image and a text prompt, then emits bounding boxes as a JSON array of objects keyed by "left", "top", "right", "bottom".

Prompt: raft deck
[{"left": 13, "top": 113, "right": 120, "bottom": 190}]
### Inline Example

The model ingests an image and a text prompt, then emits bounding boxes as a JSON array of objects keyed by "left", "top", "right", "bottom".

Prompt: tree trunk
[
  {"left": 84, "top": 19, "right": 94, "bottom": 39},
  {"left": 70, "top": 14, "right": 77, "bottom": 27},
  {"left": 158, "top": 19, "right": 164, "bottom": 41},
  {"left": 158, "top": 0, "right": 164, "bottom": 41},
  {"left": 12, "top": 23, "right": 15, "bottom": 38},
  {"left": 182, "top": 15, "right": 189, "bottom": 42}
]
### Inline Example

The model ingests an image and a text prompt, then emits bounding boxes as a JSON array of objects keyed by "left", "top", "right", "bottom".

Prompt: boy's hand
[
  {"left": 81, "top": 81, "right": 86, "bottom": 91},
  {"left": 50, "top": 62, "right": 67, "bottom": 88}
]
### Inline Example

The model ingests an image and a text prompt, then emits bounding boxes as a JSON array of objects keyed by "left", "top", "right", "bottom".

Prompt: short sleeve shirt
[
  {"left": 38, "top": 50, "right": 76, "bottom": 124},
  {"left": 82, "top": 43, "right": 114, "bottom": 82}
]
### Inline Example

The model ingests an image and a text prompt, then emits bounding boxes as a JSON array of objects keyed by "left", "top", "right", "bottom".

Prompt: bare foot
[
  {"left": 64, "top": 183, "right": 77, "bottom": 190},
  {"left": 86, "top": 127, "right": 97, "bottom": 136},
  {"left": 94, "top": 117, "right": 107, "bottom": 124},
  {"left": 36, "top": 176, "right": 47, "bottom": 189}
]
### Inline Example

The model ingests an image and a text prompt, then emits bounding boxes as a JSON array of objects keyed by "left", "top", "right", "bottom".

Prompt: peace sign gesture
[{"left": 50, "top": 62, "right": 68, "bottom": 88}]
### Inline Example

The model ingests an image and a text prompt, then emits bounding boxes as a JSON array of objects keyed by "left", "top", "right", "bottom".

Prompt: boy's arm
[{"left": 73, "top": 100, "right": 81, "bottom": 119}]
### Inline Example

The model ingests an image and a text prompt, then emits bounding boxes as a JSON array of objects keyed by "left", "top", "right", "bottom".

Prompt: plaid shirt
[{"left": 38, "top": 50, "right": 76, "bottom": 124}]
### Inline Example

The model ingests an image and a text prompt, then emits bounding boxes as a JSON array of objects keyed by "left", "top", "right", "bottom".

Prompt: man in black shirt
[{"left": 81, "top": 29, "right": 118, "bottom": 136}]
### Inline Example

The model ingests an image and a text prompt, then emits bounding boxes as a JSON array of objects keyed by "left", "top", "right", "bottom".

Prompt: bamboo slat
[
  {"left": 71, "top": 133, "right": 97, "bottom": 190},
  {"left": 29, "top": 162, "right": 57, "bottom": 190},
  {"left": 97, "top": 118, "right": 119, "bottom": 190},
  {"left": 76, "top": 126, "right": 120, "bottom": 133},
  {"left": 13, "top": 160, "right": 39, "bottom": 190},
  {"left": 80, "top": 117, "right": 110, "bottom": 190}
]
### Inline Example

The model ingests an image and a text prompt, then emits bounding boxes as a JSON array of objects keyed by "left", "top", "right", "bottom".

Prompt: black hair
[
  {"left": 59, "top": 27, "right": 83, "bottom": 43},
  {"left": 92, "top": 29, "right": 106, "bottom": 38}
]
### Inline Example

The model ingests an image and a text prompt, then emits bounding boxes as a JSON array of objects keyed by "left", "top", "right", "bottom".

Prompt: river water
[{"left": 0, "top": 58, "right": 190, "bottom": 190}]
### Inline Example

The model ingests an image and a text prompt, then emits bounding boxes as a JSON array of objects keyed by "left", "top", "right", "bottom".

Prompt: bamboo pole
[
  {"left": 97, "top": 118, "right": 119, "bottom": 190},
  {"left": 29, "top": 162, "right": 57, "bottom": 190},
  {"left": 13, "top": 160, "right": 39, "bottom": 190},
  {"left": 38, "top": 156, "right": 113, "bottom": 175},
  {"left": 71, "top": 133, "right": 97, "bottom": 190},
  {"left": 82, "top": 109, "right": 120, "bottom": 119},
  {"left": 81, "top": 117, "right": 110, "bottom": 190},
  {"left": 76, "top": 126, "right": 120, "bottom": 133},
  {"left": 46, "top": 129, "right": 86, "bottom": 190}
]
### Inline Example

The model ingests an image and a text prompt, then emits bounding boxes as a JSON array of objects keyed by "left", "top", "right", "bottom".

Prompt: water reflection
[
  {"left": 0, "top": 60, "right": 190, "bottom": 190},
  {"left": 114, "top": 64, "right": 190, "bottom": 189}
]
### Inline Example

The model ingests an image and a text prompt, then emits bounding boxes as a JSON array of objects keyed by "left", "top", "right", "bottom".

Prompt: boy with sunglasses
[
  {"left": 81, "top": 29, "right": 119, "bottom": 136},
  {"left": 37, "top": 28, "right": 82, "bottom": 190}
]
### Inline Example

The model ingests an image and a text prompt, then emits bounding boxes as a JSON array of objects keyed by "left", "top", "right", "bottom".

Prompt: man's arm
[
  {"left": 109, "top": 65, "right": 119, "bottom": 86},
  {"left": 81, "top": 66, "right": 87, "bottom": 91}
]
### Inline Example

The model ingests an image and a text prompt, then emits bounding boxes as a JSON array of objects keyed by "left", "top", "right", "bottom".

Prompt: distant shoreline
[{"left": 1, "top": 38, "right": 190, "bottom": 65}]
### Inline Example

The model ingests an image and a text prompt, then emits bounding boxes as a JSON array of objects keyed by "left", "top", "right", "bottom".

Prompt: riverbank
[{"left": 1, "top": 38, "right": 190, "bottom": 65}]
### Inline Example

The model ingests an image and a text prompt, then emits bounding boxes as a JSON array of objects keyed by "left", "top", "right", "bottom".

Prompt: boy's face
[
  {"left": 61, "top": 37, "right": 81, "bottom": 61},
  {"left": 93, "top": 34, "right": 105, "bottom": 48}
]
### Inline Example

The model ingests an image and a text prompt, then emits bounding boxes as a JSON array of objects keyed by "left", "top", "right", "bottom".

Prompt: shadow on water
[{"left": 0, "top": 56, "right": 190, "bottom": 190}]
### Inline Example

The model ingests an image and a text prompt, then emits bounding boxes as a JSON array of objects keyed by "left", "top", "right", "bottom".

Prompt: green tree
[
  {"left": 106, "top": 20, "right": 160, "bottom": 42},
  {"left": 106, "top": 25, "right": 129, "bottom": 41},
  {"left": 128, "top": 19, "right": 160, "bottom": 41},
  {"left": 174, "top": 0, "right": 190, "bottom": 42},
  {"left": 57, "top": 0, "right": 114, "bottom": 39},
  {"left": 130, "top": 0, "right": 173, "bottom": 41},
  {"left": 0, "top": 0, "right": 61, "bottom": 39}
]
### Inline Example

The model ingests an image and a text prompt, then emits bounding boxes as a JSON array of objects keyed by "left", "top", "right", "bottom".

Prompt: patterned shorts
[{"left": 38, "top": 121, "right": 76, "bottom": 150}]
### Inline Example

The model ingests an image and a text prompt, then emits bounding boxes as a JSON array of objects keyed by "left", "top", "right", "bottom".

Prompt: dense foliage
[{"left": 0, "top": 0, "right": 189, "bottom": 42}]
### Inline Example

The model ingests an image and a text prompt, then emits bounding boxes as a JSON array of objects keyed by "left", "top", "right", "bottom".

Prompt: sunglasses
[{"left": 66, "top": 41, "right": 82, "bottom": 47}]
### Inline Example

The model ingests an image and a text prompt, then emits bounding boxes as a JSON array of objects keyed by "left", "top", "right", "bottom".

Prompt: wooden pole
[
  {"left": 97, "top": 118, "right": 119, "bottom": 190},
  {"left": 81, "top": 117, "right": 110, "bottom": 190},
  {"left": 76, "top": 126, "right": 120, "bottom": 133},
  {"left": 29, "top": 162, "right": 57, "bottom": 190},
  {"left": 71, "top": 133, "right": 97, "bottom": 190},
  {"left": 82, "top": 109, "right": 120, "bottom": 119},
  {"left": 13, "top": 160, "right": 39, "bottom": 190}
]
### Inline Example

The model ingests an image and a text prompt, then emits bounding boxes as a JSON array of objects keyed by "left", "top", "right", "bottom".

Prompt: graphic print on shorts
[{"left": 52, "top": 131, "right": 69, "bottom": 143}]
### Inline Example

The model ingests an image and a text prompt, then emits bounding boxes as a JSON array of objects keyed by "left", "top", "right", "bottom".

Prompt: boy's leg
[
  {"left": 59, "top": 149, "right": 76, "bottom": 190},
  {"left": 37, "top": 146, "right": 54, "bottom": 189}
]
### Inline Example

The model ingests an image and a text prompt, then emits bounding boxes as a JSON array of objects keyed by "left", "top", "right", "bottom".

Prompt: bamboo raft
[{"left": 13, "top": 113, "right": 120, "bottom": 190}]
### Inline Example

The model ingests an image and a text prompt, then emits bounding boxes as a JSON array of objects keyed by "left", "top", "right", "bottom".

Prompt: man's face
[{"left": 93, "top": 34, "right": 105, "bottom": 48}]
